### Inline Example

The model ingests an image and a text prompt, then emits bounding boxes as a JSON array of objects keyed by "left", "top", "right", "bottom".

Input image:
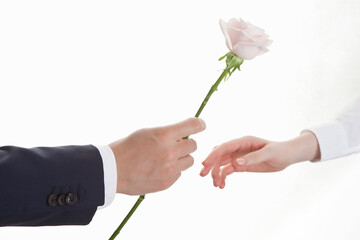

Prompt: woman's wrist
[{"left": 285, "top": 131, "right": 321, "bottom": 164}]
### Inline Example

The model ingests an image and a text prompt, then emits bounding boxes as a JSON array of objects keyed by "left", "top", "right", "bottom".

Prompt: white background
[{"left": 1, "top": 0, "right": 360, "bottom": 239}]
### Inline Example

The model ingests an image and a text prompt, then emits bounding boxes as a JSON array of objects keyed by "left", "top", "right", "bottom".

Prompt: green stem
[
  {"left": 194, "top": 69, "right": 228, "bottom": 118},
  {"left": 109, "top": 195, "right": 145, "bottom": 240},
  {"left": 109, "top": 67, "right": 230, "bottom": 239}
]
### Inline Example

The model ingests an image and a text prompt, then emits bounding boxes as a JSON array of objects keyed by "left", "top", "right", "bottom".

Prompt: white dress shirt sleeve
[
  {"left": 305, "top": 97, "right": 360, "bottom": 161},
  {"left": 95, "top": 145, "right": 117, "bottom": 209}
]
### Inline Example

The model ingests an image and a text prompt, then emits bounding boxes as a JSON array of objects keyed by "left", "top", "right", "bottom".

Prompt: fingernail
[{"left": 236, "top": 157, "right": 246, "bottom": 166}]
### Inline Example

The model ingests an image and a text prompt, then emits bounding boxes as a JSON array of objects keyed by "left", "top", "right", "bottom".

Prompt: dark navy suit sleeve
[{"left": 0, "top": 145, "right": 105, "bottom": 226}]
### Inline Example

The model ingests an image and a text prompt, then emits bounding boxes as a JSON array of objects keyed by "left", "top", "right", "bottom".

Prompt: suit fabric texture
[{"left": 0, "top": 145, "right": 104, "bottom": 226}]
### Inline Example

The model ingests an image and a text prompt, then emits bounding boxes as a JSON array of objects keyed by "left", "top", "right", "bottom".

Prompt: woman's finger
[
  {"left": 219, "top": 164, "right": 235, "bottom": 189},
  {"left": 211, "top": 161, "right": 221, "bottom": 187},
  {"left": 200, "top": 136, "right": 268, "bottom": 177}
]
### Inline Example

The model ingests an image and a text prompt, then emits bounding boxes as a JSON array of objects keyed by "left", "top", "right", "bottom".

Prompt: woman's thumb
[{"left": 233, "top": 148, "right": 269, "bottom": 170}]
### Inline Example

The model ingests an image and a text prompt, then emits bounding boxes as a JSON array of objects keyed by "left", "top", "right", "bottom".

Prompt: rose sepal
[{"left": 220, "top": 52, "right": 244, "bottom": 80}]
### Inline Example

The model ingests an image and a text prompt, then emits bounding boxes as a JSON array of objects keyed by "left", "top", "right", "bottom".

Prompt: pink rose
[{"left": 220, "top": 18, "right": 272, "bottom": 60}]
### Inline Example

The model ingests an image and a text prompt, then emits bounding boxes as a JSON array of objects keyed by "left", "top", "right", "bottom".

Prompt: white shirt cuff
[
  {"left": 95, "top": 145, "right": 117, "bottom": 209},
  {"left": 305, "top": 121, "right": 349, "bottom": 161}
]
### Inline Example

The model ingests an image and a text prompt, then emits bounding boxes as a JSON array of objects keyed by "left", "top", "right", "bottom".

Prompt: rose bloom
[{"left": 220, "top": 18, "right": 272, "bottom": 60}]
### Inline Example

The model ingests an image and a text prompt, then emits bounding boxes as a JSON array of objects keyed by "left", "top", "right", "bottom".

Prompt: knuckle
[
  {"left": 164, "top": 148, "right": 176, "bottom": 161},
  {"left": 137, "top": 128, "right": 160, "bottom": 144},
  {"left": 163, "top": 164, "right": 176, "bottom": 176},
  {"left": 154, "top": 128, "right": 170, "bottom": 141},
  {"left": 131, "top": 128, "right": 147, "bottom": 138}
]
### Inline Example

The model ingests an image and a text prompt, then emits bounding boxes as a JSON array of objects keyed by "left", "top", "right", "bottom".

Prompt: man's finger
[
  {"left": 178, "top": 155, "right": 194, "bottom": 172},
  {"left": 176, "top": 138, "right": 197, "bottom": 158},
  {"left": 166, "top": 118, "right": 206, "bottom": 140}
]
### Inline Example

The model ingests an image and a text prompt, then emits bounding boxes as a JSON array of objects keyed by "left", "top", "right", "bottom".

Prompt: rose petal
[
  {"left": 243, "top": 27, "right": 264, "bottom": 38},
  {"left": 247, "top": 21, "right": 266, "bottom": 34},
  {"left": 233, "top": 40, "right": 266, "bottom": 47},
  {"left": 220, "top": 18, "right": 272, "bottom": 60},
  {"left": 233, "top": 42, "right": 263, "bottom": 60},
  {"left": 255, "top": 35, "right": 270, "bottom": 43},
  {"left": 228, "top": 18, "right": 247, "bottom": 30},
  {"left": 219, "top": 19, "right": 233, "bottom": 50},
  {"left": 228, "top": 27, "right": 254, "bottom": 45}
]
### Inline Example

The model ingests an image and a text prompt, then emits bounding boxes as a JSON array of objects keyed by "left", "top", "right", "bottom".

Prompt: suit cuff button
[
  {"left": 47, "top": 194, "right": 58, "bottom": 207},
  {"left": 66, "top": 192, "right": 78, "bottom": 206},
  {"left": 57, "top": 194, "right": 67, "bottom": 206}
]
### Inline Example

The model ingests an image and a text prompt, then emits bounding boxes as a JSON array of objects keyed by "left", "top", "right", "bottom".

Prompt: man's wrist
[{"left": 95, "top": 145, "right": 117, "bottom": 209}]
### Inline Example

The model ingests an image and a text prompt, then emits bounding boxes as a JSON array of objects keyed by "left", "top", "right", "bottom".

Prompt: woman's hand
[{"left": 200, "top": 131, "right": 320, "bottom": 189}]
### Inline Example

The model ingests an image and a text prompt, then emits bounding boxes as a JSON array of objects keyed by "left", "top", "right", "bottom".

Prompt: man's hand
[
  {"left": 200, "top": 131, "right": 320, "bottom": 189},
  {"left": 109, "top": 118, "right": 206, "bottom": 195}
]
